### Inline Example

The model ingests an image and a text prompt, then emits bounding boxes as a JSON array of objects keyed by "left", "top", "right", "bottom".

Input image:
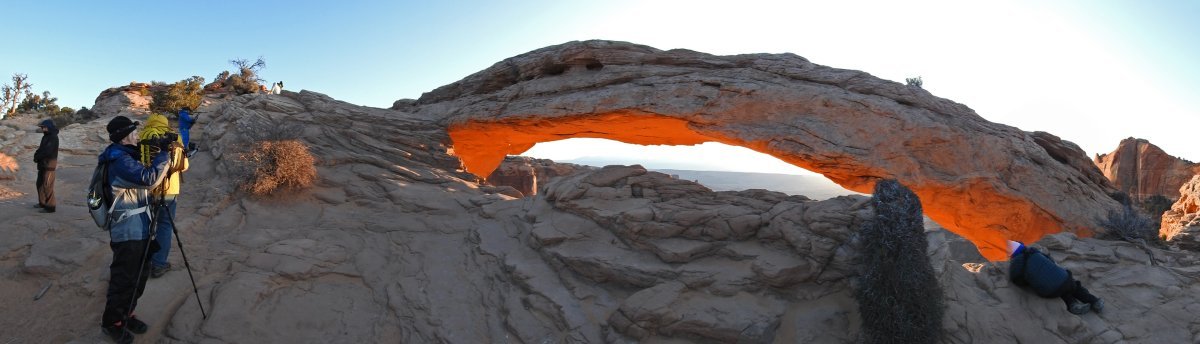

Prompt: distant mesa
[
  {"left": 413, "top": 40, "right": 1122, "bottom": 260},
  {"left": 1094, "top": 137, "right": 1200, "bottom": 202}
]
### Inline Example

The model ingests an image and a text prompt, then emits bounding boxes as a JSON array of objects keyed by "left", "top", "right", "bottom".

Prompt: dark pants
[
  {"left": 36, "top": 165, "right": 55, "bottom": 211},
  {"left": 1059, "top": 280, "right": 1099, "bottom": 307},
  {"left": 102, "top": 239, "right": 159, "bottom": 326}
]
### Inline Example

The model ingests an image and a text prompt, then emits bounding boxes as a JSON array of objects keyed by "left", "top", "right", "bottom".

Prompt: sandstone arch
[{"left": 409, "top": 40, "right": 1120, "bottom": 260}]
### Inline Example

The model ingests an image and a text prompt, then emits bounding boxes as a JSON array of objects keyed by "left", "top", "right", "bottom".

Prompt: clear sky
[{"left": 4, "top": 1, "right": 1197, "bottom": 174}]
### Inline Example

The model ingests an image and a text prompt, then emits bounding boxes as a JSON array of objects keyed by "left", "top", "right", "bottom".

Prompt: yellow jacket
[{"left": 139, "top": 113, "right": 189, "bottom": 195}]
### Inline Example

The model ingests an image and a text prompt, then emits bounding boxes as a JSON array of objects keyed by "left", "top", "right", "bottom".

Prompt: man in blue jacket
[
  {"left": 98, "top": 116, "right": 172, "bottom": 344},
  {"left": 1008, "top": 240, "right": 1104, "bottom": 315},
  {"left": 177, "top": 106, "right": 198, "bottom": 154}
]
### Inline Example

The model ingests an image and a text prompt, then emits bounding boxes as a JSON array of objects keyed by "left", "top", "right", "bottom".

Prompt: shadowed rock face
[
  {"left": 1094, "top": 137, "right": 1200, "bottom": 201},
  {"left": 412, "top": 40, "right": 1120, "bottom": 260},
  {"left": 486, "top": 156, "right": 593, "bottom": 197}
]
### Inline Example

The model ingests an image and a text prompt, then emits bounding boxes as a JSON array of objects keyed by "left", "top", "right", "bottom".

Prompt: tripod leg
[{"left": 163, "top": 205, "right": 208, "bottom": 319}]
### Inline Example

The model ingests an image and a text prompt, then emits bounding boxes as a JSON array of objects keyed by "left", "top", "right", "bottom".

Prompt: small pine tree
[
  {"left": 1, "top": 73, "right": 33, "bottom": 118},
  {"left": 855, "top": 179, "right": 944, "bottom": 344},
  {"left": 905, "top": 76, "right": 923, "bottom": 88}
]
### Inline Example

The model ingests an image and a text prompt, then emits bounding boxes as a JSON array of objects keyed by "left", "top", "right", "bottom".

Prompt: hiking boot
[
  {"left": 151, "top": 263, "right": 171, "bottom": 278},
  {"left": 101, "top": 324, "right": 134, "bottom": 344},
  {"left": 126, "top": 315, "right": 148, "bottom": 334},
  {"left": 1067, "top": 300, "right": 1091, "bottom": 315},
  {"left": 1090, "top": 298, "right": 1105, "bottom": 312}
]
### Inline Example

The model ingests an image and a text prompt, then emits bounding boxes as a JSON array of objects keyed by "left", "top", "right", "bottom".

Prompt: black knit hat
[{"left": 106, "top": 116, "right": 139, "bottom": 143}]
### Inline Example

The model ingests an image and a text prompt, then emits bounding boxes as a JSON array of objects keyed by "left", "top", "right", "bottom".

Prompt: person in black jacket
[
  {"left": 33, "top": 119, "right": 58, "bottom": 213},
  {"left": 1007, "top": 240, "right": 1104, "bottom": 315}
]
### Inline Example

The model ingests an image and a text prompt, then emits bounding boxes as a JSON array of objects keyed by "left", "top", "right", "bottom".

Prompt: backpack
[
  {"left": 86, "top": 161, "right": 115, "bottom": 230},
  {"left": 89, "top": 152, "right": 153, "bottom": 230}
]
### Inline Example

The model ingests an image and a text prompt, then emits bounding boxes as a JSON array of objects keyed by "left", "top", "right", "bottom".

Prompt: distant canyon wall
[{"left": 1093, "top": 137, "right": 1200, "bottom": 201}]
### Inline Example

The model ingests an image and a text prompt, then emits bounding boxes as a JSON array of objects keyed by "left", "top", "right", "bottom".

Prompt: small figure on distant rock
[
  {"left": 177, "top": 107, "right": 199, "bottom": 155},
  {"left": 269, "top": 81, "right": 283, "bottom": 95},
  {"left": 1007, "top": 240, "right": 1104, "bottom": 315},
  {"left": 33, "top": 119, "right": 59, "bottom": 213}
]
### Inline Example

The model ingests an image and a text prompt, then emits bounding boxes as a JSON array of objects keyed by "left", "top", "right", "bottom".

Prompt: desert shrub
[
  {"left": 238, "top": 139, "right": 316, "bottom": 196},
  {"left": 46, "top": 106, "right": 78, "bottom": 126},
  {"left": 855, "top": 179, "right": 943, "bottom": 344},
  {"left": 226, "top": 72, "right": 261, "bottom": 95},
  {"left": 1099, "top": 202, "right": 1157, "bottom": 242},
  {"left": 225, "top": 57, "right": 266, "bottom": 95},
  {"left": 151, "top": 76, "right": 205, "bottom": 114},
  {"left": 905, "top": 76, "right": 923, "bottom": 88}
]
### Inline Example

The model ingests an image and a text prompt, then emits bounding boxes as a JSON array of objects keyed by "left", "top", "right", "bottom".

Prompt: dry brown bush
[{"left": 239, "top": 139, "right": 317, "bottom": 196}]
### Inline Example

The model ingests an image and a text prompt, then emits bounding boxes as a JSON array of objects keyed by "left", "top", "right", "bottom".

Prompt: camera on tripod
[{"left": 150, "top": 132, "right": 179, "bottom": 150}]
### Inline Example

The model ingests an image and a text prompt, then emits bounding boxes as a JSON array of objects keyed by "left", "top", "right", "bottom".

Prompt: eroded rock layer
[
  {"left": 486, "top": 156, "right": 593, "bottom": 197},
  {"left": 1161, "top": 175, "right": 1200, "bottom": 249},
  {"left": 415, "top": 40, "right": 1120, "bottom": 259}
]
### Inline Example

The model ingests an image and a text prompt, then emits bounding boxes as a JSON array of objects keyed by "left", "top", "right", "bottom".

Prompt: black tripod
[{"left": 126, "top": 154, "right": 208, "bottom": 330}]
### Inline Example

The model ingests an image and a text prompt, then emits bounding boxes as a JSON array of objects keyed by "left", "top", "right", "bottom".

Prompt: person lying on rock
[{"left": 1007, "top": 240, "right": 1104, "bottom": 315}]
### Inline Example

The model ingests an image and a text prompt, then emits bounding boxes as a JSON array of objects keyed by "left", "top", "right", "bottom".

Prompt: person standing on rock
[
  {"left": 33, "top": 119, "right": 58, "bottom": 213},
  {"left": 138, "top": 113, "right": 189, "bottom": 278},
  {"left": 1007, "top": 240, "right": 1104, "bottom": 315},
  {"left": 98, "top": 115, "right": 172, "bottom": 344},
  {"left": 177, "top": 106, "right": 198, "bottom": 153}
]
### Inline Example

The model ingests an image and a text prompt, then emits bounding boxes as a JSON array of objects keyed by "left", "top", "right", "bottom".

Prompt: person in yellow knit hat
[{"left": 138, "top": 113, "right": 189, "bottom": 278}]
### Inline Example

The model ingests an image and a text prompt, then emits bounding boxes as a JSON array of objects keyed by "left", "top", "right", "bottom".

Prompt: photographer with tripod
[
  {"left": 139, "top": 114, "right": 190, "bottom": 278},
  {"left": 98, "top": 116, "right": 172, "bottom": 344}
]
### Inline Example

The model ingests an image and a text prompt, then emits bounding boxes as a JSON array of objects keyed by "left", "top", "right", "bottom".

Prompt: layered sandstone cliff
[
  {"left": 91, "top": 82, "right": 157, "bottom": 118},
  {"left": 1094, "top": 137, "right": 1200, "bottom": 201}
]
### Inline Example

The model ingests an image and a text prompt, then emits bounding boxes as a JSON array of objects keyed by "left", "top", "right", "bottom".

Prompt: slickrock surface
[
  {"left": 419, "top": 40, "right": 1121, "bottom": 260},
  {"left": 2, "top": 41, "right": 1196, "bottom": 343},
  {"left": 1094, "top": 137, "right": 1199, "bottom": 201}
]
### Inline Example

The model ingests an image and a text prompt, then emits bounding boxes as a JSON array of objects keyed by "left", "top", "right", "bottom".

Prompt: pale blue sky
[{"left": 3, "top": 1, "right": 1197, "bottom": 172}]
